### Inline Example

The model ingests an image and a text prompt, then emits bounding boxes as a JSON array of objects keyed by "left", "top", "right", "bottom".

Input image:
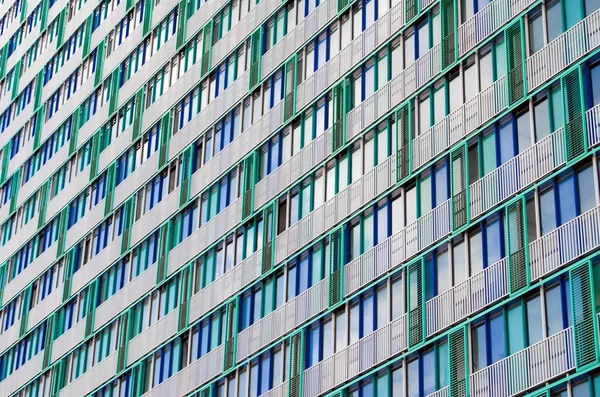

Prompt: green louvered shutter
[
  {"left": 179, "top": 148, "right": 193, "bottom": 207},
  {"left": 157, "top": 223, "right": 171, "bottom": 283},
  {"left": 120, "top": 198, "right": 134, "bottom": 255},
  {"left": 449, "top": 327, "right": 467, "bottom": 397},
  {"left": 328, "top": 227, "right": 344, "bottom": 307},
  {"left": 337, "top": 0, "right": 349, "bottom": 11},
  {"left": 405, "top": 0, "right": 418, "bottom": 21},
  {"left": 506, "top": 198, "right": 528, "bottom": 294},
  {"left": 407, "top": 258, "right": 424, "bottom": 347},
  {"left": 158, "top": 112, "right": 172, "bottom": 169},
  {"left": 241, "top": 154, "right": 256, "bottom": 221},
  {"left": 42, "top": 315, "right": 55, "bottom": 370},
  {"left": 132, "top": 89, "right": 145, "bottom": 141},
  {"left": 332, "top": 82, "right": 346, "bottom": 153},
  {"left": 450, "top": 144, "right": 468, "bottom": 231},
  {"left": 142, "top": 0, "right": 153, "bottom": 35},
  {"left": 223, "top": 298, "right": 238, "bottom": 371},
  {"left": 19, "top": 285, "right": 31, "bottom": 337},
  {"left": 288, "top": 332, "right": 305, "bottom": 397},
  {"left": 200, "top": 21, "right": 213, "bottom": 79},
  {"left": 506, "top": 20, "right": 525, "bottom": 106},
  {"left": 178, "top": 266, "right": 192, "bottom": 331},
  {"left": 116, "top": 313, "right": 130, "bottom": 374},
  {"left": 248, "top": 28, "right": 262, "bottom": 91},
  {"left": 37, "top": 182, "right": 49, "bottom": 229},
  {"left": 200, "top": 385, "right": 213, "bottom": 397},
  {"left": 104, "top": 164, "right": 116, "bottom": 216},
  {"left": 570, "top": 262, "right": 598, "bottom": 368},
  {"left": 563, "top": 68, "right": 586, "bottom": 161},
  {"left": 441, "top": 0, "right": 457, "bottom": 70},
  {"left": 283, "top": 56, "right": 297, "bottom": 123},
  {"left": 396, "top": 104, "right": 412, "bottom": 182},
  {"left": 176, "top": 0, "right": 187, "bottom": 49},
  {"left": 84, "top": 281, "right": 98, "bottom": 338},
  {"left": 262, "top": 203, "right": 275, "bottom": 274}
]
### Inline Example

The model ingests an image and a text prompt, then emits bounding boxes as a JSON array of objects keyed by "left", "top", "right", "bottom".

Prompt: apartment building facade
[{"left": 1, "top": 0, "right": 600, "bottom": 395}]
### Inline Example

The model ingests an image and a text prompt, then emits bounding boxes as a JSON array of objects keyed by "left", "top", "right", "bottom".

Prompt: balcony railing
[
  {"left": 412, "top": 76, "right": 508, "bottom": 171},
  {"left": 254, "top": 129, "right": 332, "bottom": 211},
  {"left": 458, "top": 0, "right": 536, "bottom": 57},
  {"left": 346, "top": 43, "right": 441, "bottom": 141},
  {"left": 295, "top": 1, "right": 406, "bottom": 112},
  {"left": 259, "top": 381, "right": 289, "bottom": 397},
  {"left": 426, "top": 386, "right": 449, "bottom": 397},
  {"left": 469, "top": 327, "right": 574, "bottom": 397},
  {"left": 302, "top": 314, "right": 407, "bottom": 397},
  {"left": 529, "top": 205, "right": 600, "bottom": 281},
  {"left": 344, "top": 200, "right": 451, "bottom": 298},
  {"left": 235, "top": 278, "right": 329, "bottom": 364},
  {"left": 274, "top": 155, "right": 396, "bottom": 265},
  {"left": 586, "top": 102, "right": 600, "bottom": 148},
  {"left": 470, "top": 128, "right": 565, "bottom": 220},
  {"left": 527, "top": 9, "right": 600, "bottom": 92},
  {"left": 426, "top": 257, "right": 508, "bottom": 336}
]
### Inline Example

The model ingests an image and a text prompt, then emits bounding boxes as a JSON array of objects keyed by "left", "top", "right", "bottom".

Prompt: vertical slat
[{"left": 506, "top": 198, "right": 528, "bottom": 294}]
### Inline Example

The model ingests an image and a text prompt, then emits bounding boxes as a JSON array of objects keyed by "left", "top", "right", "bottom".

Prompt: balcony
[
  {"left": 469, "top": 327, "right": 574, "bottom": 397},
  {"left": 426, "top": 257, "right": 508, "bottom": 337},
  {"left": 529, "top": 205, "right": 600, "bottom": 282},
  {"left": 412, "top": 76, "right": 508, "bottom": 171},
  {"left": 458, "top": 0, "right": 536, "bottom": 58},
  {"left": 346, "top": 43, "right": 441, "bottom": 141},
  {"left": 259, "top": 381, "right": 289, "bottom": 397},
  {"left": 188, "top": 249, "right": 262, "bottom": 323},
  {"left": 426, "top": 387, "right": 449, "bottom": 397},
  {"left": 296, "top": 1, "right": 406, "bottom": 113},
  {"left": 586, "top": 103, "right": 600, "bottom": 149},
  {"left": 469, "top": 128, "right": 565, "bottom": 220},
  {"left": 235, "top": 278, "right": 329, "bottom": 364},
  {"left": 254, "top": 129, "right": 332, "bottom": 212},
  {"left": 141, "top": 345, "right": 224, "bottom": 397},
  {"left": 344, "top": 200, "right": 451, "bottom": 298},
  {"left": 302, "top": 314, "right": 407, "bottom": 396},
  {"left": 527, "top": 9, "right": 600, "bottom": 93},
  {"left": 274, "top": 155, "right": 396, "bottom": 265}
]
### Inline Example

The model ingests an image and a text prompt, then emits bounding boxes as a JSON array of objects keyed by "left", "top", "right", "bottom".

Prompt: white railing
[
  {"left": 259, "top": 381, "right": 289, "bottom": 397},
  {"left": 346, "top": 43, "right": 441, "bottom": 140},
  {"left": 302, "top": 314, "right": 407, "bottom": 397},
  {"left": 469, "top": 128, "right": 565, "bottom": 220},
  {"left": 235, "top": 278, "right": 329, "bottom": 363},
  {"left": 254, "top": 129, "right": 332, "bottom": 211},
  {"left": 527, "top": 9, "right": 600, "bottom": 92},
  {"left": 586, "top": 103, "right": 600, "bottom": 148},
  {"left": 344, "top": 200, "right": 451, "bottom": 297},
  {"left": 426, "top": 257, "right": 508, "bottom": 336},
  {"left": 274, "top": 155, "right": 396, "bottom": 264},
  {"left": 458, "top": 0, "right": 536, "bottom": 57},
  {"left": 426, "top": 386, "right": 449, "bottom": 397},
  {"left": 260, "top": 0, "right": 337, "bottom": 79},
  {"left": 529, "top": 205, "right": 600, "bottom": 281},
  {"left": 469, "top": 327, "right": 574, "bottom": 397},
  {"left": 412, "top": 76, "right": 508, "bottom": 171},
  {"left": 295, "top": 1, "right": 406, "bottom": 112}
]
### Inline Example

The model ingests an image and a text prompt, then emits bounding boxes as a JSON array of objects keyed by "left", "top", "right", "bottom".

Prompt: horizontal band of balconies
[
  {"left": 527, "top": 9, "right": 600, "bottom": 93},
  {"left": 470, "top": 326, "right": 575, "bottom": 397},
  {"left": 458, "top": 0, "right": 537, "bottom": 58}
]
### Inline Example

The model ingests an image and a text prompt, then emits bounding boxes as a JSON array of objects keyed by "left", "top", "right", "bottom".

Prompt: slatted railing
[
  {"left": 527, "top": 9, "right": 600, "bottom": 92},
  {"left": 469, "top": 327, "right": 574, "bottom": 397},
  {"left": 302, "top": 314, "right": 407, "bottom": 396},
  {"left": 530, "top": 205, "right": 600, "bottom": 281},
  {"left": 426, "top": 258, "right": 508, "bottom": 336},
  {"left": 469, "top": 128, "right": 565, "bottom": 220}
]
